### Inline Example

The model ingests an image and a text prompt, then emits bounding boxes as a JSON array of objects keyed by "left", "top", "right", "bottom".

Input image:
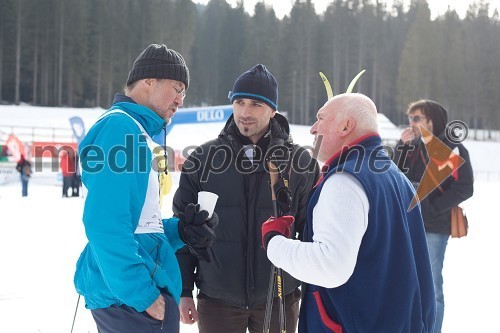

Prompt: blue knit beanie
[{"left": 228, "top": 64, "right": 278, "bottom": 110}]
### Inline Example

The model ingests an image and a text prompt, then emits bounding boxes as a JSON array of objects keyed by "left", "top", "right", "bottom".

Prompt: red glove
[{"left": 261, "top": 215, "right": 295, "bottom": 249}]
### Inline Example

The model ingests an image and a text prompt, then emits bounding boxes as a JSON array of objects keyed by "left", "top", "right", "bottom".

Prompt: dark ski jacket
[
  {"left": 393, "top": 134, "right": 474, "bottom": 234},
  {"left": 173, "top": 113, "right": 319, "bottom": 308},
  {"left": 16, "top": 157, "right": 31, "bottom": 179}
]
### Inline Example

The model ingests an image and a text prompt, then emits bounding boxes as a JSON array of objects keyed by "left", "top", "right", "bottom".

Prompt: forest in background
[{"left": 0, "top": 0, "right": 499, "bottom": 128}]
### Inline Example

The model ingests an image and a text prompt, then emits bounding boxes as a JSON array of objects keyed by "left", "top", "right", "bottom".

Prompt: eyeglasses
[
  {"left": 408, "top": 115, "right": 426, "bottom": 123},
  {"left": 173, "top": 85, "right": 186, "bottom": 99}
]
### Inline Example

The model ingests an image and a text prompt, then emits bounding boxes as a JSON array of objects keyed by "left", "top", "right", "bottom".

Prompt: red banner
[{"left": 6, "top": 134, "right": 26, "bottom": 162}]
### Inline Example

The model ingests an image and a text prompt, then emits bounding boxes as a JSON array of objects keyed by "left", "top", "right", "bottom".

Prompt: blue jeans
[
  {"left": 426, "top": 232, "right": 449, "bottom": 333},
  {"left": 20, "top": 176, "right": 29, "bottom": 197}
]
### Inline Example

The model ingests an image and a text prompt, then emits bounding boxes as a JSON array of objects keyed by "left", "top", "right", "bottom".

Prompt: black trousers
[
  {"left": 91, "top": 292, "right": 180, "bottom": 333},
  {"left": 197, "top": 288, "right": 301, "bottom": 333},
  {"left": 62, "top": 176, "right": 72, "bottom": 197},
  {"left": 72, "top": 174, "right": 81, "bottom": 196}
]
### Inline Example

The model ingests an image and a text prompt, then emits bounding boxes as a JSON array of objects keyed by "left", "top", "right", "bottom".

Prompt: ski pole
[
  {"left": 263, "top": 161, "right": 287, "bottom": 333},
  {"left": 263, "top": 265, "right": 276, "bottom": 333},
  {"left": 276, "top": 266, "right": 286, "bottom": 333},
  {"left": 70, "top": 294, "right": 80, "bottom": 333}
]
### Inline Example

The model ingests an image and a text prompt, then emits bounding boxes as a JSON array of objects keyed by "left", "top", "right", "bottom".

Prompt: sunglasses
[{"left": 408, "top": 115, "right": 426, "bottom": 123}]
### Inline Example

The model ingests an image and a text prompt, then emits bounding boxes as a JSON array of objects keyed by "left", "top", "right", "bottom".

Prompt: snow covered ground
[
  {"left": 0, "top": 171, "right": 498, "bottom": 332},
  {"left": 1, "top": 103, "right": 499, "bottom": 332},
  {"left": 0, "top": 176, "right": 200, "bottom": 333}
]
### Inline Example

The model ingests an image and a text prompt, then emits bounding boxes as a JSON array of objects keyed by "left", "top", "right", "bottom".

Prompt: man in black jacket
[
  {"left": 393, "top": 99, "right": 474, "bottom": 333},
  {"left": 173, "top": 64, "right": 319, "bottom": 333},
  {"left": 16, "top": 154, "right": 31, "bottom": 197}
]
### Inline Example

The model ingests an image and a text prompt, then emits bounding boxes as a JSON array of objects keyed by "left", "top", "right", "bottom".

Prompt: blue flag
[{"left": 69, "top": 116, "right": 86, "bottom": 144}]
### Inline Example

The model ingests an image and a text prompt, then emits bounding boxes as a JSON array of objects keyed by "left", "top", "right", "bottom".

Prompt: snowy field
[
  {"left": 0, "top": 173, "right": 499, "bottom": 333},
  {"left": 1, "top": 103, "right": 499, "bottom": 332},
  {"left": 0, "top": 175, "right": 202, "bottom": 333}
]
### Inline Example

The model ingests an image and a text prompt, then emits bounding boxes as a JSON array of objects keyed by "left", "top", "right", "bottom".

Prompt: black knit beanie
[
  {"left": 126, "top": 44, "right": 190, "bottom": 89},
  {"left": 228, "top": 64, "right": 278, "bottom": 110},
  {"left": 425, "top": 100, "right": 448, "bottom": 136}
]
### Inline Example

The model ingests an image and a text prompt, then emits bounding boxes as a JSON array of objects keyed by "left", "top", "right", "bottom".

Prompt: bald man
[{"left": 261, "top": 94, "right": 436, "bottom": 332}]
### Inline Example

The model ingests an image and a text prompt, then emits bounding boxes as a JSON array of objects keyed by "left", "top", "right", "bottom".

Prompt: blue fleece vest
[{"left": 299, "top": 135, "right": 436, "bottom": 333}]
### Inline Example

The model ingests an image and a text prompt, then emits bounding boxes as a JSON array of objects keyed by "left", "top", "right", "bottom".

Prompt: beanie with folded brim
[
  {"left": 228, "top": 64, "right": 278, "bottom": 111},
  {"left": 127, "top": 44, "right": 190, "bottom": 89}
]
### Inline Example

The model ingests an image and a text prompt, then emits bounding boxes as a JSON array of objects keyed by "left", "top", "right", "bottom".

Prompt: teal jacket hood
[{"left": 111, "top": 93, "right": 166, "bottom": 137}]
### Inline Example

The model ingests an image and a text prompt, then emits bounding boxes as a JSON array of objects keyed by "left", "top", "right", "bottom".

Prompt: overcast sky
[{"left": 193, "top": 0, "right": 500, "bottom": 19}]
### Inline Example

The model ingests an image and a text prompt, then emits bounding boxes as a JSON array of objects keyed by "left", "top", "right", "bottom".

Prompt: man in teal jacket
[{"left": 74, "top": 44, "right": 217, "bottom": 333}]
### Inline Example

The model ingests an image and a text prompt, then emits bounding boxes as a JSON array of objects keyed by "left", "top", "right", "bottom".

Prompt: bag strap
[{"left": 419, "top": 148, "right": 444, "bottom": 194}]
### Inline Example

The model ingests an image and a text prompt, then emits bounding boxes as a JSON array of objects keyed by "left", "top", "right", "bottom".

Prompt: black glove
[{"left": 178, "top": 203, "right": 218, "bottom": 262}]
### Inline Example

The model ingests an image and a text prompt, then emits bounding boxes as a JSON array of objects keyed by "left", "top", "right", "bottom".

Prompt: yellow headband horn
[
  {"left": 319, "top": 72, "right": 333, "bottom": 100},
  {"left": 319, "top": 69, "right": 366, "bottom": 100},
  {"left": 346, "top": 69, "right": 366, "bottom": 93}
]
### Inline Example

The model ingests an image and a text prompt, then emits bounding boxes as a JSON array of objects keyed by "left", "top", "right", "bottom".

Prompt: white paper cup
[{"left": 197, "top": 191, "right": 219, "bottom": 218}]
